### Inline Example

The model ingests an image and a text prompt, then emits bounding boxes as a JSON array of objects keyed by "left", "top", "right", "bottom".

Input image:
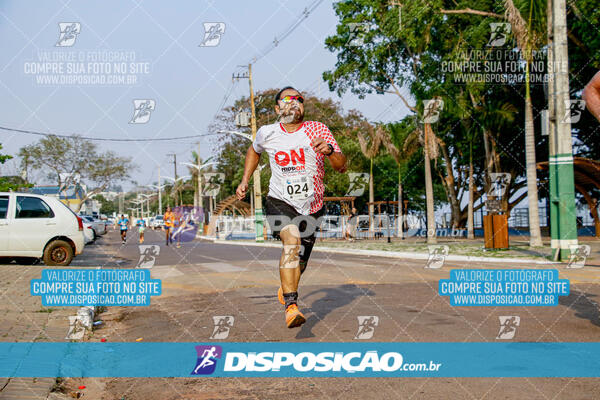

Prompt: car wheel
[
  {"left": 43, "top": 240, "right": 74, "bottom": 266},
  {"left": 92, "top": 229, "right": 98, "bottom": 241}
]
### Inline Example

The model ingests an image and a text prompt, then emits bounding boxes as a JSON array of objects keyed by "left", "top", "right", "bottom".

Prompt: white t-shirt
[{"left": 253, "top": 121, "right": 341, "bottom": 215}]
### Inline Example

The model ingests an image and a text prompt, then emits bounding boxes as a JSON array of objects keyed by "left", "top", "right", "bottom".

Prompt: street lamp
[
  {"left": 127, "top": 207, "right": 137, "bottom": 219},
  {"left": 147, "top": 184, "right": 166, "bottom": 215},
  {"left": 181, "top": 161, "right": 217, "bottom": 208},
  {"left": 139, "top": 193, "right": 154, "bottom": 218},
  {"left": 162, "top": 175, "right": 191, "bottom": 207},
  {"left": 131, "top": 199, "right": 143, "bottom": 219}
]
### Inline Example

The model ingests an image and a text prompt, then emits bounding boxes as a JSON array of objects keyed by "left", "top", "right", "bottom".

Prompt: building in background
[{"left": 30, "top": 184, "right": 99, "bottom": 215}]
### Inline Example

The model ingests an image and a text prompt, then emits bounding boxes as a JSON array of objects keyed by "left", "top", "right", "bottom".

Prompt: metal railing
[{"left": 211, "top": 204, "right": 598, "bottom": 240}]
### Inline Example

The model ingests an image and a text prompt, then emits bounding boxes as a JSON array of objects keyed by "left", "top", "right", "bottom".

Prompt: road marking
[
  {"left": 151, "top": 266, "right": 184, "bottom": 278},
  {"left": 202, "top": 262, "right": 246, "bottom": 272}
]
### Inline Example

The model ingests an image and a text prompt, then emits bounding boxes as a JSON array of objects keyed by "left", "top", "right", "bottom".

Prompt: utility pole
[
  {"left": 157, "top": 166, "right": 162, "bottom": 215},
  {"left": 423, "top": 122, "right": 437, "bottom": 244},
  {"left": 547, "top": 0, "right": 578, "bottom": 260},
  {"left": 167, "top": 153, "right": 178, "bottom": 206},
  {"left": 22, "top": 155, "right": 29, "bottom": 182},
  {"left": 173, "top": 154, "right": 177, "bottom": 180},
  {"left": 233, "top": 63, "right": 264, "bottom": 242},
  {"left": 196, "top": 142, "right": 201, "bottom": 211}
]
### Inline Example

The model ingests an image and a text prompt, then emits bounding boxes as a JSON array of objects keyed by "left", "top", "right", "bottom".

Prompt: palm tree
[
  {"left": 183, "top": 151, "right": 215, "bottom": 210},
  {"left": 504, "top": 0, "right": 546, "bottom": 246},
  {"left": 422, "top": 122, "right": 438, "bottom": 244},
  {"left": 401, "top": 109, "right": 440, "bottom": 244},
  {"left": 357, "top": 122, "right": 384, "bottom": 235},
  {"left": 381, "top": 124, "right": 417, "bottom": 239}
]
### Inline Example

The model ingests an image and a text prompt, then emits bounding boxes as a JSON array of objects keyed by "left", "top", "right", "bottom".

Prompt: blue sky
[{"left": 0, "top": 0, "right": 409, "bottom": 188}]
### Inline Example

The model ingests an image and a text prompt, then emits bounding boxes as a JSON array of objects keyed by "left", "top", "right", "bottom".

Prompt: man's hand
[
  {"left": 236, "top": 181, "right": 249, "bottom": 201},
  {"left": 311, "top": 136, "right": 333, "bottom": 155},
  {"left": 583, "top": 70, "right": 600, "bottom": 122}
]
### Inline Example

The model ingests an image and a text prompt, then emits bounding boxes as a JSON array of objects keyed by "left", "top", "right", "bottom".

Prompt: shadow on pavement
[
  {"left": 559, "top": 289, "right": 600, "bottom": 327},
  {"left": 296, "top": 284, "right": 375, "bottom": 339}
]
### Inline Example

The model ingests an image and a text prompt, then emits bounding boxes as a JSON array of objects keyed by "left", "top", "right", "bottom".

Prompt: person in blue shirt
[
  {"left": 118, "top": 215, "right": 129, "bottom": 244},
  {"left": 136, "top": 218, "right": 146, "bottom": 244}
]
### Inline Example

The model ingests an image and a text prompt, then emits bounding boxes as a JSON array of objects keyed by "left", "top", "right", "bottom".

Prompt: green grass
[
  {"left": 314, "top": 241, "right": 552, "bottom": 260},
  {"left": 36, "top": 307, "right": 56, "bottom": 313}
]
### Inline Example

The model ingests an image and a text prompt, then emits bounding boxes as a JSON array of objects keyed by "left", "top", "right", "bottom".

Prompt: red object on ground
[
  {"left": 78, "top": 385, "right": 86, "bottom": 389},
  {"left": 100, "top": 338, "right": 107, "bottom": 342}
]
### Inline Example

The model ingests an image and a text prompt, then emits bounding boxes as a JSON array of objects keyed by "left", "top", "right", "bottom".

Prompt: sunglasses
[{"left": 279, "top": 95, "right": 304, "bottom": 104}]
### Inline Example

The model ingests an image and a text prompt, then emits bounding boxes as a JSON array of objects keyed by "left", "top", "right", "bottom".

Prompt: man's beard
[{"left": 278, "top": 103, "right": 303, "bottom": 124}]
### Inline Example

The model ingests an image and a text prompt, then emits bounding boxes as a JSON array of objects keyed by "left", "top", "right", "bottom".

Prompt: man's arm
[
  {"left": 327, "top": 151, "right": 347, "bottom": 173},
  {"left": 236, "top": 145, "right": 261, "bottom": 200},
  {"left": 583, "top": 71, "right": 600, "bottom": 122},
  {"left": 311, "top": 136, "right": 347, "bottom": 173}
]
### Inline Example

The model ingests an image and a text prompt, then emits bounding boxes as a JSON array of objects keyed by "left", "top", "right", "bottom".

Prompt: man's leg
[
  {"left": 165, "top": 228, "right": 169, "bottom": 246},
  {"left": 279, "top": 224, "right": 306, "bottom": 328},
  {"left": 297, "top": 212, "right": 321, "bottom": 279},
  {"left": 279, "top": 224, "right": 301, "bottom": 304}
]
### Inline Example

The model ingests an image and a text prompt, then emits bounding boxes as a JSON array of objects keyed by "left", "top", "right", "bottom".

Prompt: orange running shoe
[
  {"left": 285, "top": 304, "right": 306, "bottom": 328},
  {"left": 277, "top": 287, "right": 284, "bottom": 305}
]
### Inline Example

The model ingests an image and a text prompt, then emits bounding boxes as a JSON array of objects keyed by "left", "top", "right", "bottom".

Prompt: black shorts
[{"left": 264, "top": 196, "right": 323, "bottom": 264}]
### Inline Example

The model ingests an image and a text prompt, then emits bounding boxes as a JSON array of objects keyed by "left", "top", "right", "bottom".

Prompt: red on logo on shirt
[{"left": 274, "top": 148, "right": 305, "bottom": 166}]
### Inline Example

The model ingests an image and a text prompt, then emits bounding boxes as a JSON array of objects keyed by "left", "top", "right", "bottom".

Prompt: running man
[
  {"left": 583, "top": 71, "right": 600, "bottom": 122},
  {"left": 236, "top": 86, "right": 347, "bottom": 328},
  {"left": 117, "top": 214, "right": 129, "bottom": 244},
  {"left": 136, "top": 217, "right": 146, "bottom": 244},
  {"left": 164, "top": 206, "right": 174, "bottom": 246},
  {"left": 173, "top": 209, "right": 183, "bottom": 248},
  {"left": 345, "top": 207, "right": 358, "bottom": 242}
]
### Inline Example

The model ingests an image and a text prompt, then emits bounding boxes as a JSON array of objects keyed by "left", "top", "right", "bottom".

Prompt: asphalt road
[{"left": 4, "top": 228, "right": 600, "bottom": 399}]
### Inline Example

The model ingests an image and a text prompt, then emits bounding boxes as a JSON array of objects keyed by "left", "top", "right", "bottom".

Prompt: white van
[{"left": 0, "top": 192, "right": 85, "bottom": 266}]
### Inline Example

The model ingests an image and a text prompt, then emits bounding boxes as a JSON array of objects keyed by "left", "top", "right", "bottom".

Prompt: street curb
[{"left": 200, "top": 237, "right": 557, "bottom": 265}]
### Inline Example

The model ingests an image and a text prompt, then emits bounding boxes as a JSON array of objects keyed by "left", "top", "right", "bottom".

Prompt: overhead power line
[
  {"left": 211, "top": 1, "right": 325, "bottom": 119},
  {"left": 249, "top": 0, "right": 325, "bottom": 64},
  {"left": 0, "top": 125, "right": 220, "bottom": 142}
]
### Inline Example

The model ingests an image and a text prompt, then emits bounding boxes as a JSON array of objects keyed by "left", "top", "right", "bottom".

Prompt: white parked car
[
  {"left": 82, "top": 221, "right": 95, "bottom": 244},
  {"left": 151, "top": 215, "right": 164, "bottom": 229},
  {"left": 0, "top": 192, "right": 85, "bottom": 266},
  {"left": 80, "top": 215, "right": 107, "bottom": 238}
]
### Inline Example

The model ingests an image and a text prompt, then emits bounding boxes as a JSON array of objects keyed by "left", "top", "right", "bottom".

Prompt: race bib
[{"left": 282, "top": 175, "right": 314, "bottom": 201}]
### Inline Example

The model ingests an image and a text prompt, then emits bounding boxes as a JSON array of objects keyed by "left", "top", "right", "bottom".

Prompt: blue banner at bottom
[{"left": 1, "top": 342, "right": 600, "bottom": 377}]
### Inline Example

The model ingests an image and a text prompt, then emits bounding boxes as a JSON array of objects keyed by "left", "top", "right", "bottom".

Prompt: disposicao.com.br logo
[{"left": 191, "top": 346, "right": 442, "bottom": 375}]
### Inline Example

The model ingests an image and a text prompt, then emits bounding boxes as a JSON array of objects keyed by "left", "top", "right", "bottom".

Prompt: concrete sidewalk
[{"left": 0, "top": 266, "right": 74, "bottom": 400}]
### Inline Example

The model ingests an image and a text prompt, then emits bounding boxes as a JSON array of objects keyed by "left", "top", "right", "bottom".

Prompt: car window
[
  {"left": 0, "top": 196, "right": 8, "bottom": 219},
  {"left": 15, "top": 196, "right": 55, "bottom": 218}
]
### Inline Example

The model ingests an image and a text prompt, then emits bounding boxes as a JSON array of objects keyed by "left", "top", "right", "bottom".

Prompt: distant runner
[
  {"left": 236, "top": 86, "right": 347, "bottom": 328},
  {"left": 136, "top": 217, "right": 146, "bottom": 244},
  {"left": 345, "top": 207, "right": 358, "bottom": 242},
  {"left": 174, "top": 209, "right": 183, "bottom": 249},
  {"left": 164, "top": 206, "right": 174, "bottom": 246},
  {"left": 583, "top": 71, "right": 600, "bottom": 122},
  {"left": 117, "top": 214, "right": 129, "bottom": 244}
]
